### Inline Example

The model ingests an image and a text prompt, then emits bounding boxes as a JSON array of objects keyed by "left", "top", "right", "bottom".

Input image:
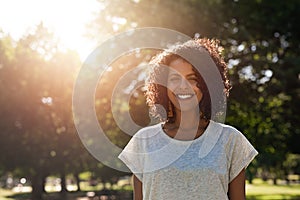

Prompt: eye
[
  {"left": 169, "top": 76, "right": 181, "bottom": 83},
  {"left": 188, "top": 77, "right": 198, "bottom": 84}
]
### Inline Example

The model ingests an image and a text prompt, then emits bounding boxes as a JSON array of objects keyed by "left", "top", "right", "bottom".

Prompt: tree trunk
[
  {"left": 247, "top": 171, "right": 254, "bottom": 184},
  {"left": 273, "top": 177, "right": 277, "bottom": 185},
  {"left": 59, "top": 171, "right": 67, "bottom": 200},
  {"left": 75, "top": 173, "right": 81, "bottom": 191},
  {"left": 60, "top": 171, "right": 67, "bottom": 193},
  {"left": 286, "top": 178, "right": 290, "bottom": 185},
  {"left": 42, "top": 175, "right": 47, "bottom": 193},
  {"left": 31, "top": 175, "right": 44, "bottom": 200},
  {"left": 248, "top": 177, "right": 253, "bottom": 184}
]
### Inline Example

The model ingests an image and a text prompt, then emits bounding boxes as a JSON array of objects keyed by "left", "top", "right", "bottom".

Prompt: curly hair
[{"left": 145, "top": 38, "right": 231, "bottom": 122}]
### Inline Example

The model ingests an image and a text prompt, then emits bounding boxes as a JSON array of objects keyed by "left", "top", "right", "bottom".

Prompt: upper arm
[
  {"left": 133, "top": 174, "right": 143, "bottom": 200},
  {"left": 228, "top": 169, "right": 246, "bottom": 200}
]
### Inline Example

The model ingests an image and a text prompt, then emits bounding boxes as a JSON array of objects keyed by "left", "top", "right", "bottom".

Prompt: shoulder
[
  {"left": 212, "top": 121, "right": 247, "bottom": 143},
  {"left": 215, "top": 122, "right": 243, "bottom": 136},
  {"left": 124, "top": 123, "right": 163, "bottom": 152},
  {"left": 215, "top": 122, "right": 255, "bottom": 152},
  {"left": 132, "top": 123, "right": 163, "bottom": 139}
]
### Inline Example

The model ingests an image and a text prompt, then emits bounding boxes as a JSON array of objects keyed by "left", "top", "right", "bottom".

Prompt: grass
[
  {"left": 0, "top": 182, "right": 133, "bottom": 200},
  {"left": 0, "top": 188, "right": 14, "bottom": 200},
  {"left": 0, "top": 179, "right": 299, "bottom": 200},
  {"left": 246, "top": 179, "right": 300, "bottom": 200}
]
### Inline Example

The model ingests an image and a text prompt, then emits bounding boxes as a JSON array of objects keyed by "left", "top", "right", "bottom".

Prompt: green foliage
[
  {"left": 88, "top": 0, "right": 300, "bottom": 182},
  {"left": 0, "top": 24, "right": 93, "bottom": 199},
  {"left": 0, "top": 0, "right": 299, "bottom": 198}
]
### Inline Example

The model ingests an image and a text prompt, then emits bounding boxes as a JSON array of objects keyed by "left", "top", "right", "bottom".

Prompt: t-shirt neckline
[{"left": 159, "top": 120, "right": 214, "bottom": 145}]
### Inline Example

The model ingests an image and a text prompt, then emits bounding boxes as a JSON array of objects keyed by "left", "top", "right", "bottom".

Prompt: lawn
[
  {"left": 0, "top": 188, "right": 14, "bottom": 200},
  {"left": 246, "top": 179, "right": 300, "bottom": 200},
  {"left": 0, "top": 179, "right": 300, "bottom": 200}
]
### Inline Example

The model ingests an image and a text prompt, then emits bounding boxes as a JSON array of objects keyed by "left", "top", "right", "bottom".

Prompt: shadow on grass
[
  {"left": 247, "top": 194, "right": 300, "bottom": 200},
  {"left": 6, "top": 191, "right": 300, "bottom": 200},
  {"left": 6, "top": 192, "right": 31, "bottom": 200},
  {"left": 6, "top": 190, "right": 133, "bottom": 200}
]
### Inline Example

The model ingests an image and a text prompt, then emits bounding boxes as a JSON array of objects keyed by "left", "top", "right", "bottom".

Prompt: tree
[
  {"left": 88, "top": 0, "right": 300, "bottom": 182},
  {"left": 0, "top": 23, "right": 89, "bottom": 199}
]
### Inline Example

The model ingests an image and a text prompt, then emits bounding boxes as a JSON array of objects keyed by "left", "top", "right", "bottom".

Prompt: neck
[
  {"left": 174, "top": 109, "right": 202, "bottom": 130},
  {"left": 163, "top": 110, "right": 209, "bottom": 140},
  {"left": 164, "top": 109, "right": 209, "bottom": 140}
]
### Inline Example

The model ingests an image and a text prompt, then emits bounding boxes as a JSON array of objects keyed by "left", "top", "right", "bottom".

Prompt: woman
[{"left": 119, "top": 38, "right": 258, "bottom": 200}]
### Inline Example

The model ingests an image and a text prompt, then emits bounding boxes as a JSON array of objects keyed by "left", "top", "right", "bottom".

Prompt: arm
[
  {"left": 133, "top": 175, "right": 143, "bottom": 200},
  {"left": 228, "top": 169, "right": 246, "bottom": 200}
]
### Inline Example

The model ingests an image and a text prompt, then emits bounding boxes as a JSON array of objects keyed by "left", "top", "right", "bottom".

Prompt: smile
[{"left": 176, "top": 94, "right": 195, "bottom": 100}]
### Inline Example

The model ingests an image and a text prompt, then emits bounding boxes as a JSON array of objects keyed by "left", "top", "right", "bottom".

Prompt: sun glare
[{"left": 0, "top": 0, "right": 100, "bottom": 61}]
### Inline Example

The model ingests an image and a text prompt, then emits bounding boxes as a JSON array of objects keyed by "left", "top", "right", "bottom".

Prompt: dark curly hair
[{"left": 145, "top": 38, "right": 231, "bottom": 122}]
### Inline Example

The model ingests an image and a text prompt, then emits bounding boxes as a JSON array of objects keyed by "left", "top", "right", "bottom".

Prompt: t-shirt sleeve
[
  {"left": 118, "top": 133, "right": 145, "bottom": 182},
  {"left": 228, "top": 129, "right": 258, "bottom": 183}
]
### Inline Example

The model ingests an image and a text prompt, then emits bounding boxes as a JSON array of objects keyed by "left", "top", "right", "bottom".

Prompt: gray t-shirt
[{"left": 118, "top": 120, "right": 258, "bottom": 200}]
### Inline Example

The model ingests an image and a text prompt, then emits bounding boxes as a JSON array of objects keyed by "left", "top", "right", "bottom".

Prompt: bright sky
[{"left": 0, "top": 0, "right": 101, "bottom": 61}]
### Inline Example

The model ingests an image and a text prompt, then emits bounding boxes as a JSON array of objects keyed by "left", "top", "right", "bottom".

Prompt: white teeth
[{"left": 177, "top": 94, "right": 194, "bottom": 99}]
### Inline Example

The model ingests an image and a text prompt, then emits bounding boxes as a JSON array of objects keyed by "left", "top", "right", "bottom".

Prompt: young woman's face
[{"left": 167, "top": 58, "right": 203, "bottom": 112}]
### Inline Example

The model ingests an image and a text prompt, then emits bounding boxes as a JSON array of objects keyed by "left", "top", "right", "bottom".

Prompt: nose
[{"left": 179, "top": 78, "right": 190, "bottom": 90}]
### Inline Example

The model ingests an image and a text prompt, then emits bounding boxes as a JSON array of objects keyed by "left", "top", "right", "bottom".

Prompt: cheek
[
  {"left": 167, "top": 81, "right": 177, "bottom": 91},
  {"left": 166, "top": 80, "right": 178, "bottom": 100},
  {"left": 195, "top": 87, "right": 203, "bottom": 102},
  {"left": 167, "top": 89, "right": 179, "bottom": 106}
]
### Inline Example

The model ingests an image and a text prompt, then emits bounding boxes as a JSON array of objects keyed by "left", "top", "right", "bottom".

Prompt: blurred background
[{"left": 0, "top": 0, "right": 299, "bottom": 199}]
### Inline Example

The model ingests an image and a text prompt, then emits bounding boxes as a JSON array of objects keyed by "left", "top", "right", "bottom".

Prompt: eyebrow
[
  {"left": 168, "top": 74, "right": 199, "bottom": 86},
  {"left": 186, "top": 73, "right": 197, "bottom": 78},
  {"left": 168, "top": 72, "right": 197, "bottom": 77}
]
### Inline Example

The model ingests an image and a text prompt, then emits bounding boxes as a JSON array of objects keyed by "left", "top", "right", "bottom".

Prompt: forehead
[{"left": 168, "top": 58, "right": 196, "bottom": 76}]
